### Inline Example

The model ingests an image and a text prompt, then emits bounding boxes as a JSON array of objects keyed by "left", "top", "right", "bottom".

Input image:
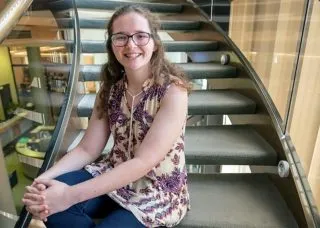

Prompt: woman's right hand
[{"left": 22, "top": 182, "right": 49, "bottom": 221}]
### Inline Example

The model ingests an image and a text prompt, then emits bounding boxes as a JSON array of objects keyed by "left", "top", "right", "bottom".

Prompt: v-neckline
[
  {"left": 122, "top": 75, "right": 153, "bottom": 114},
  {"left": 123, "top": 90, "right": 145, "bottom": 114}
]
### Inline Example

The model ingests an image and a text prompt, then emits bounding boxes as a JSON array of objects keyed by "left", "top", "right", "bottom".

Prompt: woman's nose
[{"left": 126, "top": 37, "right": 137, "bottom": 48}]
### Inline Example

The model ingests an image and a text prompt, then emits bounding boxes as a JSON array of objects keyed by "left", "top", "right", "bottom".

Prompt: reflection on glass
[
  {"left": 0, "top": 3, "right": 76, "bottom": 221},
  {"left": 288, "top": 1, "right": 320, "bottom": 211},
  {"left": 229, "top": 0, "right": 306, "bottom": 120}
]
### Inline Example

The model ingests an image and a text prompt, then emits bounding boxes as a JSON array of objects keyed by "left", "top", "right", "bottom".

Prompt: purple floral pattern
[
  {"left": 85, "top": 75, "right": 190, "bottom": 227},
  {"left": 156, "top": 168, "right": 187, "bottom": 194}
]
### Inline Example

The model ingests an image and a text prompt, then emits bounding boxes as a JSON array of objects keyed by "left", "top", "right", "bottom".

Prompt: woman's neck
[{"left": 125, "top": 66, "right": 152, "bottom": 94}]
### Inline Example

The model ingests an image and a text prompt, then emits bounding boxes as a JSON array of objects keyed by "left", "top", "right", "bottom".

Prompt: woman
[{"left": 22, "top": 5, "right": 191, "bottom": 227}]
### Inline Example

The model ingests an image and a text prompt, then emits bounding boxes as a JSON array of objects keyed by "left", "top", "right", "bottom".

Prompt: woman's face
[{"left": 111, "top": 12, "right": 156, "bottom": 73}]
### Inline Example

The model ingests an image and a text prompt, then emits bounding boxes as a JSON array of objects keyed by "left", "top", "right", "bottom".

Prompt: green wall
[
  {"left": 0, "top": 46, "right": 18, "bottom": 103},
  {"left": 0, "top": 46, "right": 18, "bottom": 120}
]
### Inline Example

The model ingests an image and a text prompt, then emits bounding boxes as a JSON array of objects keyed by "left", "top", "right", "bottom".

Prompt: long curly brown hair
[{"left": 97, "top": 5, "right": 191, "bottom": 119}]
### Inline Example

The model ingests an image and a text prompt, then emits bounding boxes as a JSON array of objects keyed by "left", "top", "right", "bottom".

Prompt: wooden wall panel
[
  {"left": 229, "top": 0, "right": 304, "bottom": 119},
  {"left": 268, "top": 1, "right": 304, "bottom": 117},
  {"left": 230, "top": 0, "right": 320, "bottom": 210},
  {"left": 289, "top": 1, "right": 320, "bottom": 175},
  {"left": 229, "top": 0, "right": 256, "bottom": 62}
]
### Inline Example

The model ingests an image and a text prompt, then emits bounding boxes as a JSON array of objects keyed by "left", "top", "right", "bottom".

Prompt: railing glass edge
[{"left": 14, "top": 0, "right": 81, "bottom": 227}]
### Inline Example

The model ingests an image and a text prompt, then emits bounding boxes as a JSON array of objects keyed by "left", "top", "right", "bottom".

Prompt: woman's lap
[{"left": 45, "top": 170, "right": 144, "bottom": 228}]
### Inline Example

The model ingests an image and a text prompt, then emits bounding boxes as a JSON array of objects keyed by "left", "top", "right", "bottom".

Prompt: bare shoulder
[{"left": 162, "top": 82, "right": 188, "bottom": 107}]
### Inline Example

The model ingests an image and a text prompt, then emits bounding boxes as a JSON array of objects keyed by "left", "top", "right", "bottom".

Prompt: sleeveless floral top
[{"left": 85, "top": 74, "right": 190, "bottom": 227}]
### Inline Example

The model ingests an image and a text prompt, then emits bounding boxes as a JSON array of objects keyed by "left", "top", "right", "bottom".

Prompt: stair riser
[{"left": 56, "top": 19, "right": 201, "bottom": 30}]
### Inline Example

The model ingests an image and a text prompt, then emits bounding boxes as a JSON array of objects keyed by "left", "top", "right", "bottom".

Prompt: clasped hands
[{"left": 22, "top": 179, "right": 73, "bottom": 222}]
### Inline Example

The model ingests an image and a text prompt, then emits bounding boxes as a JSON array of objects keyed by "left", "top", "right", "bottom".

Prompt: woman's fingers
[
  {"left": 27, "top": 204, "right": 48, "bottom": 215},
  {"left": 36, "top": 183, "right": 46, "bottom": 191},
  {"left": 23, "top": 193, "right": 45, "bottom": 203},
  {"left": 22, "top": 197, "right": 45, "bottom": 207},
  {"left": 26, "top": 186, "right": 41, "bottom": 194},
  {"left": 31, "top": 182, "right": 47, "bottom": 191},
  {"left": 39, "top": 210, "right": 49, "bottom": 222},
  {"left": 30, "top": 209, "right": 49, "bottom": 222}
]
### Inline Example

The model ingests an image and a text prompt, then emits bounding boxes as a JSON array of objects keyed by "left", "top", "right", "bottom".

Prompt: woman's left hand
[{"left": 33, "top": 179, "right": 75, "bottom": 216}]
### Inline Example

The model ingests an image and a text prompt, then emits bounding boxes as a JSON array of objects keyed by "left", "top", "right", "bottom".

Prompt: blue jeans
[{"left": 45, "top": 170, "right": 145, "bottom": 228}]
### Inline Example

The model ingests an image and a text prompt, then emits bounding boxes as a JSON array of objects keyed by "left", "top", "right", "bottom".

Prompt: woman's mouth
[{"left": 124, "top": 53, "right": 142, "bottom": 59}]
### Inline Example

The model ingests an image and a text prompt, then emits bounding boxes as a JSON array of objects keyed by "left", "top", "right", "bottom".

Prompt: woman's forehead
[{"left": 112, "top": 12, "right": 151, "bottom": 34}]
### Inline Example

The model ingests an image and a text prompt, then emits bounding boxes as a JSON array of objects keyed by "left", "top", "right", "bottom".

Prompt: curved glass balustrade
[
  {"left": 195, "top": 0, "right": 319, "bottom": 226},
  {"left": 0, "top": 0, "right": 80, "bottom": 227}
]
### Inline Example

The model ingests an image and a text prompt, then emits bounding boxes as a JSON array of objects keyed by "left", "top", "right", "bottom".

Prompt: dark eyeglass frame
[{"left": 110, "top": 32, "right": 153, "bottom": 47}]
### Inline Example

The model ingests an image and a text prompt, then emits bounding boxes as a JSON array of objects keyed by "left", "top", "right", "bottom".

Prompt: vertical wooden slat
[{"left": 268, "top": 1, "right": 304, "bottom": 118}]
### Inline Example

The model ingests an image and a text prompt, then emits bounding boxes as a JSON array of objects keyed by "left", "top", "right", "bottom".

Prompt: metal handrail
[{"left": 0, "top": 0, "right": 33, "bottom": 44}]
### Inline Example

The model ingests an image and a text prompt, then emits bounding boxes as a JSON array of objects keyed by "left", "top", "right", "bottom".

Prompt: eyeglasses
[{"left": 111, "top": 32, "right": 153, "bottom": 47}]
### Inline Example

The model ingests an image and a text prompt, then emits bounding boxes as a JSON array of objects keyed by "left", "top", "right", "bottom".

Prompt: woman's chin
[{"left": 124, "top": 63, "right": 148, "bottom": 72}]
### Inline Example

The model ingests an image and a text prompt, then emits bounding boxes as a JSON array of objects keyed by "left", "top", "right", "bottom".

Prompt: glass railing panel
[
  {"left": 228, "top": 0, "right": 307, "bottom": 122},
  {"left": 287, "top": 0, "right": 320, "bottom": 218},
  {"left": 0, "top": 0, "right": 78, "bottom": 227}
]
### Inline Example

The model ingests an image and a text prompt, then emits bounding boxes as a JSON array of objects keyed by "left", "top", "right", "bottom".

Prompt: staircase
[
  {"left": 2, "top": 0, "right": 319, "bottom": 227},
  {"left": 194, "top": 0, "right": 230, "bottom": 32}
]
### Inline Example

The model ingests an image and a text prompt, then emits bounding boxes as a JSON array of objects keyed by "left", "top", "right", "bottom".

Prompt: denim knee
[{"left": 54, "top": 169, "right": 93, "bottom": 186}]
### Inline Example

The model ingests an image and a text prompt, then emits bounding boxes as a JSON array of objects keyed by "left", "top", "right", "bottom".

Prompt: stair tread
[
  {"left": 4, "top": 40, "right": 218, "bottom": 53},
  {"left": 51, "top": 0, "right": 184, "bottom": 13},
  {"left": 84, "top": 124, "right": 277, "bottom": 166},
  {"left": 185, "top": 125, "right": 277, "bottom": 165},
  {"left": 12, "top": 63, "right": 237, "bottom": 80},
  {"left": 56, "top": 18, "right": 201, "bottom": 30},
  {"left": 178, "top": 174, "right": 298, "bottom": 227},
  {"left": 81, "top": 40, "right": 218, "bottom": 53},
  {"left": 77, "top": 90, "right": 256, "bottom": 117},
  {"left": 78, "top": 63, "right": 237, "bottom": 81},
  {"left": 188, "top": 90, "right": 256, "bottom": 115},
  {"left": 78, "top": 123, "right": 276, "bottom": 166}
]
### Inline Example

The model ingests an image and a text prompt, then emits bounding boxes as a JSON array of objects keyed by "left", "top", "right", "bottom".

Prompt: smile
[{"left": 124, "top": 53, "right": 142, "bottom": 59}]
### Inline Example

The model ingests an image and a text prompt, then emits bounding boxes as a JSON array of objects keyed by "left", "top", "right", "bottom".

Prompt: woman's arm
[
  {"left": 38, "top": 92, "right": 111, "bottom": 180},
  {"left": 67, "top": 84, "right": 188, "bottom": 205}
]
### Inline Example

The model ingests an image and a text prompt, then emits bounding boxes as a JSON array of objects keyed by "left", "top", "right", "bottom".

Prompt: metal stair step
[
  {"left": 81, "top": 40, "right": 218, "bottom": 53},
  {"left": 96, "top": 125, "right": 277, "bottom": 166},
  {"left": 78, "top": 63, "right": 236, "bottom": 81},
  {"left": 188, "top": 90, "right": 256, "bottom": 115},
  {"left": 4, "top": 40, "right": 218, "bottom": 53},
  {"left": 50, "top": 0, "right": 184, "bottom": 13},
  {"left": 29, "top": 62, "right": 236, "bottom": 81},
  {"left": 12, "top": 63, "right": 237, "bottom": 80},
  {"left": 77, "top": 90, "right": 256, "bottom": 117},
  {"left": 56, "top": 18, "right": 201, "bottom": 30},
  {"left": 178, "top": 174, "right": 298, "bottom": 227},
  {"left": 185, "top": 125, "right": 277, "bottom": 165}
]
